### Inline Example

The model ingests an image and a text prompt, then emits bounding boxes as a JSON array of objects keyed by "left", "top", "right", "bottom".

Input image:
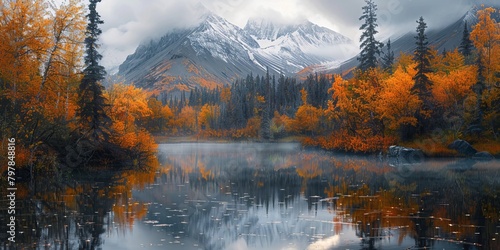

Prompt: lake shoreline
[{"left": 153, "top": 135, "right": 500, "bottom": 159}]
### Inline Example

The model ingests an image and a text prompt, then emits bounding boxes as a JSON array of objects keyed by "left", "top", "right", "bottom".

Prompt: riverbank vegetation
[{"left": 0, "top": 0, "right": 158, "bottom": 175}]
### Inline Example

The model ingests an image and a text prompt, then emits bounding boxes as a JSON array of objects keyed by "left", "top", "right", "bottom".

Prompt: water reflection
[
  {"left": 1, "top": 143, "right": 499, "bottom": 250},
  {"left": 0, "top": 165, "right": 158, "bottom": 249},
  {"left": 131, "top": 143, "right": 499, "bottom": 250}
]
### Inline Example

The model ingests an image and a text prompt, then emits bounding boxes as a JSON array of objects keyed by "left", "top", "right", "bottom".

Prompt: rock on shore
[
  {"left": 448, "top": 140, "right": 477, "bottom": 157},
  {"left": 388, "top": 145, "right": 424, "bottom": 164}
]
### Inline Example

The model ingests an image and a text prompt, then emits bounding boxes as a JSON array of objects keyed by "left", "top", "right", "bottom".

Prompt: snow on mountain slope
[
  {"left": 245, "top": 18, "right": 357, "bottom": 73},
  {"left": 118, "top": 12, "right": 357, "bottom": 94},
  {"left": 189, "top": 13, "right": 259, "bottom": 63}
]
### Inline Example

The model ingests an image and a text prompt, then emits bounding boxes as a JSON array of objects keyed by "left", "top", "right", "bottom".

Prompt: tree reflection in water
[
  {"left": 0, "top": 163, "right": 158, "bottom": 249},
  {"left": 1, "top": 143, "right": 499, "bottom": 249},
  {"left": 150, "top": 144, "right": 499, "bottom": 249}
]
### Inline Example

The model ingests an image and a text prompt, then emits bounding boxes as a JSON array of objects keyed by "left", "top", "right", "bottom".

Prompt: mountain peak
[
  {"left": 245, "top": 17, "right": 311, "bottom": 41},
  {"left": 463, "top": 5, "right": 479, "bottom": 25},
  {"left": 118, "top": 14, "right": 357, "bottom": 94},
  {"left": 201, "top": 11, "right": 227, "bottom": 23}
]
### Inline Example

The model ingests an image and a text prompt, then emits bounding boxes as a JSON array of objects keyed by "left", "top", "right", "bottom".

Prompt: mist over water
[
  {"left": 2, "top": 143, "right": 499, "bottom": 249},
  {"left": 112, "top": 143, "right": 499, "bottom": 250}
]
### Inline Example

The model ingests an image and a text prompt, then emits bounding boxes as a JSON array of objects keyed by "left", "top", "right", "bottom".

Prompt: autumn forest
[{"left": 1, "top": 0, "right": 500, "bottom": 249}]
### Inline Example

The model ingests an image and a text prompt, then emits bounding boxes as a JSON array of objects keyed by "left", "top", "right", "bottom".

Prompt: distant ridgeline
[{"left": 143, "top": 4, "right": 500, "bottom": 155}]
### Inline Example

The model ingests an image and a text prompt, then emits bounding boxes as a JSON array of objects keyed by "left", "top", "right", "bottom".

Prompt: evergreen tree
[
  {"left": 77, "top": 0, "right": 111, "bottom": 141},
  {"left": 413, "top": 17, "right": 432, "bottom": 98},
  {"left": 358, "top": 0, "right": 384, "bottom": 71},
  {"left": 382, "top": 38, "right": 394, "bottom": 73},
  {"left": 459, "top": 21, "right": 473, "bottom": 58},
  {"left": 441, "top": 47, "right": 447, "bottom": 57},
  {"left": 260, "top": 68, "right": 271, "bottom": 140},
  {"left": 412, "top": 16, "right": 433, "bottom": 133},
  {"left": 468, "top": 53, "right": 486, "bottom": 135}
]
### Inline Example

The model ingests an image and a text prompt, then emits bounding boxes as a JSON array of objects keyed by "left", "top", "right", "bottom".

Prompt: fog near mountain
[
  {"left": 93, "top": 0, "right": 494, "bottom": 72},
  {"left": 330, "top": 4, "right": 500, "bottom": 76},
  {"left": 245, "top": 18, "right": 357, "bottom": 62},
  {"left": 118, "top": 12, "right": 356, "bottom": 93}
]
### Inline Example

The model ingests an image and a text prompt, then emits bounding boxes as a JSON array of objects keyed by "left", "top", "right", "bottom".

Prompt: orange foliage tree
[
  {"left": 470, "top": 6, "right": 500, "bottom": 138},
  {"left": 176, "top": 106, "right": 197, "bottom": 134},
  {"left": 143, "top": 97, "right": 174, "bottom": 134},
  {"left": 376, "top": 65, "right": 421, "bottom": 135},
  {"left": 198, "top": 103, "right": 220, "bottom": 131},
  {"left": 38, "top": 0, "right": 86, "bottom": 118},
  {"left": 324, "top": 70, "right": 392, "bottom": 152},
  {"left": 471, "top": 6, "right": 500, "bottom": 85},
  {"left": 288, "top": 89, "right": 323, "bottom": 135},
  {"left": 0, "top": 0, "right": 50, "bottom": 102},
  {"left": 430, "top": 66, "right": 476, "bottom": 113},
  {"left": 0, "top": 0, "right": 86, "bottom": 170},
  {"left": 105, "top": 83, "right": 157, "bottom": 165},
  {"left": 270, "top": 111, "right": 288, "bottom": 138}
]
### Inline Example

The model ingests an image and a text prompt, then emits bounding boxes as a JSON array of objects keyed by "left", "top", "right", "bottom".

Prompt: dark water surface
[{"left": 1, "top": 143, "right": 499, "bottom": 249}]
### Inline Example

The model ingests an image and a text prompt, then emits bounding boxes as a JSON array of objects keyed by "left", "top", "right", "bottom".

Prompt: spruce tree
[
  {"left": 358, "top": 0, "right": 384, "bottom": 71},
  {"left": 413, "top": 17, "right": 433, "bottom": 99},
  {"left": 382, "top": 38, "right": 394, "bottom": 73},
  {"left": 260, "top": 68, "right": 271, "bottom": 140},
  {"left": 442, "top": 47, "right": 447, "bottom": 57},
  {"left": 77, "top": 0, "right": 111, "bottom": 142},
  {"left": 468, "top": 53, "right": 486, "bottom": 135},
  {"left": 459, "top": 21, "right": 473, "bottom": 58},
  {"left": 412, "top": 17, "right": 433, "bottom": 133}
]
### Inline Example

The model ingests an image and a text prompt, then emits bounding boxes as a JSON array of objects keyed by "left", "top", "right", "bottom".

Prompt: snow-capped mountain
[
  {"left": 118, "top": 12, "right": 356, "bottom": 93},
  {"left": 245, "top": 18, "right": 356, "bottom": 73}
]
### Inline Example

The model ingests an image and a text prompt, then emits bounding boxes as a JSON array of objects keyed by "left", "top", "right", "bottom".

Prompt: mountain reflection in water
[{"left": 1, "top": 143, "right": 499, "bottom": 249}]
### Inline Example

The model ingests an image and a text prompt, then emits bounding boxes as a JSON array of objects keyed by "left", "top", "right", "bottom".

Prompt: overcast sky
[{"left": 87, "top": 0, "right": 493, "bottom": 71}]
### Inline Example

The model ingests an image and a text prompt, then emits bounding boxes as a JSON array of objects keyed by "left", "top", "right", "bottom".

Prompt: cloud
[
  {"left": 301, "top": 0, "right": 474, "bottom": 41},
  {"left": 96, "top": 0, "right": 207, "bottom": 71},
  {"left": 93, "top": 0, "right": 481, "bottom": 71}
]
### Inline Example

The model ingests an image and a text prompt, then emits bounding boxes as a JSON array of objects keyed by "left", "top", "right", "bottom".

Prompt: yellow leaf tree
[
  {"left": 38, "top": 0, "right": 86, "bottom": 120},
  {"left": 325, "top": 70, "right": 389, "bottom": 152},
  {"left": 144, "top": 97, "right": 174, "bottom": 134},
  {"left": 430, "top": 65, "right": 476, "bottom": 137},
  {"left": 471, "top": 6, "right": 500, "bottom": 85},
  {"left": 105, "top": 83, "right": 153, "bottom": 150},
  {"left": 0, "top": 0, "right": 50, "bottom": 102},
  {"left": 470, "top": 6, "right": 500, "bottom": 137},
  {"left": 377, "top": 65, "right": 421, "bottom": 137},
  {"left": 289, "top": 89, "right": 323, "bottom": 135}
]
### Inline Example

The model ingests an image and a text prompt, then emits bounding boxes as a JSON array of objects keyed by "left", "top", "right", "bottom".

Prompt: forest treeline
[{"left": 150, "top": 5, "right": 500, "bottom": 154}]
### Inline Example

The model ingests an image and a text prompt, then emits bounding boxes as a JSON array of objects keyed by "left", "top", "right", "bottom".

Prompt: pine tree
[
  {"left": 442, "top": 47, "right": 448, "bottom": 57},
  {"left": 260, "top": 68, "right": 271, "bottom": 140},
  {"left": 358, "top": 0, "right": 384, "bottom": 71},
  {"left": 412, "top": 16, "right": 433, "bottom": 133},
  {"left": 468, "top": 53, "right": 486, "bottom": 135},
  {"left": 382, "top": 38, "right": 394, "bottom": 73},
  {"left": 459, "top": 21, "right": 473, "bottom": 58},
  {"left": 413, "top": 17, "right": 433, "bottom": 98},
  {"left": 77, "top": 0, "right": 111, "bottom": 142}
]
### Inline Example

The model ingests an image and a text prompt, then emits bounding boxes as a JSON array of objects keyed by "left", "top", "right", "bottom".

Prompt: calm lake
[{"left": 2, "top": 143, "right": 500, "bottom": 249}]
